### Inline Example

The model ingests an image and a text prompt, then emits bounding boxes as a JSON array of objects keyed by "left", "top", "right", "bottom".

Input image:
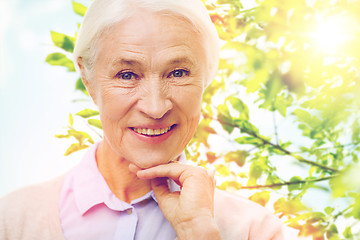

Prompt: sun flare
[{"left": 311, "top": 15, "right": 353, "bottom": 54}]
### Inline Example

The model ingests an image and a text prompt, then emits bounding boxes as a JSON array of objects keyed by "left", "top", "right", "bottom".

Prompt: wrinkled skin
[{"left": 86, "top": 11, "right": 206, "bottom": 169}]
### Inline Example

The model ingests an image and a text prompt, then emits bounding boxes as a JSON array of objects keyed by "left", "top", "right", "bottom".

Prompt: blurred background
[
  {"left": 0, "top": 0, "right": 91, "bottom": 196},
  {"left": 1, "top": 0, "right": 360, "bottom": 239}
]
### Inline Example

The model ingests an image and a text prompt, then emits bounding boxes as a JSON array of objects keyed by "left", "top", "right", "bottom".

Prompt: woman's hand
[{"left": 129, "top": 163, "right": 221, "bottom": 240}]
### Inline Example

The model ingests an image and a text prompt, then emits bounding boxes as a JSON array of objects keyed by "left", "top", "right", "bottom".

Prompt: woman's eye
[
  {"left": 115, "top": 72, "right": 136, "bottom": 80},
  {"left": 169, "top": 69, "right": 189, "bottom": 78}
]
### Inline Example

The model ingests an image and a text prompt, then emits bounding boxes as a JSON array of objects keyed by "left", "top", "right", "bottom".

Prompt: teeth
[{"left": 133, "top": 126, "right": 172, "bottom": 136}]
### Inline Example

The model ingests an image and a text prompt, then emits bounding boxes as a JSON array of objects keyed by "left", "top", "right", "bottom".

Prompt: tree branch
[
  {"left": 205, "top": 114, "right": 339, "bottom": 173},
  {"left": 251, "top": 131, "right": 339, "bottom": 173},
  {"left": 333, "top": 205, "right": 352, "bottom": 220},
  {"left": 241, "top": 175, "right": 336, "bottom": 189}
]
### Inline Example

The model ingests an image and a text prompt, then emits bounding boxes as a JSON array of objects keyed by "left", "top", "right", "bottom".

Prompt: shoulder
[
  {"left": 0, "top": 175, "right": 65, "bottom": 239},
  {"left": 214, "top": 189, "right": 285, "bottom": 240},
  {"left": 0, "top": 175, "right": 65, "bottom": 208}
]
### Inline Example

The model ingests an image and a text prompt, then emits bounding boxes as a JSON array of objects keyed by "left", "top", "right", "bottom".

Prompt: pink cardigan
[{"left": 0, "top": 175, "right": 296, "bottom": 240}]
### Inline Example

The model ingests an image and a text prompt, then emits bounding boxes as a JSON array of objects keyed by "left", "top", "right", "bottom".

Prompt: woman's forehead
[
  {"left": 96, "top": 10, "right": 206, "bottom": 67},
  {"left": 101, "top": 11, "right": 201, "bottom": 44}
]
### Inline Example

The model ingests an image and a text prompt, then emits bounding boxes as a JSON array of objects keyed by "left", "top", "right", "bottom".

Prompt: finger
[
  {"left": 128, "top": 163, "right": 142, "bottom": 174},
  {"left": 151, "top": 177, "right": 171, "bottom": 200},
  {"left": 137, "top": 163, "right": 214, "bottom": 190},
  {"left": 136, "top": 163, "right": 189, "bottom": 183},
  {"left": 151, "top": 178, "right": 178, "bottom": 208}
]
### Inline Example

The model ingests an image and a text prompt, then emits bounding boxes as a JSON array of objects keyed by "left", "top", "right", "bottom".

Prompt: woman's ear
[{"left": 77, "top": 57, "right": 98, "bottom": 105}]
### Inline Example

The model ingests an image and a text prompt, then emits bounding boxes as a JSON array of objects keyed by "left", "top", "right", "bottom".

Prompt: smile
[{"left": 131, "top": 126, "right": 174, "bottom": 136}]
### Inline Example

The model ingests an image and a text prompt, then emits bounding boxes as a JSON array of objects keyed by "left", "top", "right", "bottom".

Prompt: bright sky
[{"left": 0, "top": 0, "right": 91, "bottom": 197}]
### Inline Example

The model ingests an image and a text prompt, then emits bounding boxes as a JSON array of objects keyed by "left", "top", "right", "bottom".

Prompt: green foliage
[
  {"left": 76, "top": 109, "right": 99, "bottom": 118},
  {"left": 55, "top": 128, "right": 94, "bottom": 156},
  {"left": 45, "top": 53, "right": 75, "bottom": 72},
  {"left": 48, "top": 0, "right": 360, "bottom": 238},
  {"left": 68, "top": 113, "right": 73, "bottom": 126},
  {"left": 224, "top": 150, "right": 248, "bottom": 167},
  {"left": 72, "top": 1, "right": 87, "bottom": 16},
  {"left": 88, "top": 119, "right": 102, "bottom": 129},
  {"left": 288, "top": 176, "right": 303, "bottom": 191},
  {"left": 50, "top": 31, "right": 75, "bottom": 53},
  {"left": 75, "top": 78, "right": 88, "bottom": 95},
  {"left": 343, "top": 226, "right": 353, "bottom": 239},
  {"left": 249, "top": 191, "right": 270, "bottom": 207},
  {"left": 64, "top": 143, "right": 90, "bottom": 156}
]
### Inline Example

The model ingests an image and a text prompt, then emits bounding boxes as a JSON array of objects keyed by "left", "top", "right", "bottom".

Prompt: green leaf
[
  {"left": 75, "top": 78, "right": 88, "bottom": 95},
  {"left": 343, "top": 226, "right": 353, "bottom": 239},
  {"left": 69, "top": 114, "right": 73, "bottom": 126},
  {"left": 227, "top": 96, "right": 249, "bottom": 121},
  {"left": 224, "top": 150, "right": 249, "bottom": 167},
  {"left": 64, "top": 143, "right": 89, "bottom": 156},
  {"left": 273, "top": 93, "right": 292, "bottom": 117},
  {"left": 352, "top": 120, "right": 360, "bottom": 143},
  {"left": 326, "top": 224, "right": 338, "bottom": 239},
  {"left": 215, "top": 164, "right": 231, "bottom": 176},
  {"left": 249, "top": 191, "right": 270, "bottom": 207},
  {"left": 324, "top": 206, "right": 335, "bottom": 215},
  {"left": 293, "top": 109, "right": 322, "bottom": 129},
  {"left": 55, "top": 134, "right": 70, "bottom": 139},
  {"left": 258, "top": 75, "right": 283, "bottom": 111},
  {"left": 50, "top": 31, "right": 75, "bottom": 52},
  {"left": 266, "top": 175, "right": 282, "bottom": 190},
  {"left": 68, "top": 129, "right": 94, "bottom": 144},
  {"left": 45, "top": 53, "right": 75, "bottom": 71},
  {"left": 217, "top": 181, "right": 242, "bottom": 191},
  {"left": 234, "top": 119, "right": 259, "bottom": 135},
  {"left": 352, "top": 152, "right": 359, "bottom": 163},
  {"left": 249, "top": 161, "right": 263, "bottom": 180},
  {"left": 72, "top": 1, "right": 87, "bottom": 16},
  {"left": 287, "top": 176, "right": 303, "bottom": 191},
  {"left": 238, "top": 172, "right": 248, "bottom": 178},
  {"left": 351, "top": 197, "right": 360, "bottom": 220},
  {"left": 197, "top": 119, "right": 216, "bottom": 134},
  {"left": 88, "top": 119, "right": 102, "bottom": 129},
  {"left": 235, "top": 136, "right": 263, "bottom": 146},
  {"left": 217, "top": 104, "right": 234, "bottom": 133},
  {"left": 273, "top": 197, "right": 307, "bottom": 215},
  {"left": 76, "top": 109, "right": 99, "bottom": 118}
]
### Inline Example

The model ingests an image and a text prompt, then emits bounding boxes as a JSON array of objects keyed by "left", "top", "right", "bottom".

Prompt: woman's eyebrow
[
  {"left": 110, "top": 56, "right": 197, "bottom": 69},
  {"left": 166, "top": 56, "right": 196, "bottom": 66},
  {"left": 112, "top": 58, "right": 142, "bottom": 67}
]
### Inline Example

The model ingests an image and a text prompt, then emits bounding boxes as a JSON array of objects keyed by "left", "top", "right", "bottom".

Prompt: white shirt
[{"left": 59, "top": 142, "right": 179, "bottom": 240}]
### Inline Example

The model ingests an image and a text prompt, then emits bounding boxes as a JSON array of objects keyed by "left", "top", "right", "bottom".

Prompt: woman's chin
[{"left": 132, "top": 158, "right": 171, "bottom": 170}]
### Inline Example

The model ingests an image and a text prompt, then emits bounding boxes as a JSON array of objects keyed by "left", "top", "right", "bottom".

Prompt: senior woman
[{"left": 0, "top": 0, "right": 295, "bottom": 239}]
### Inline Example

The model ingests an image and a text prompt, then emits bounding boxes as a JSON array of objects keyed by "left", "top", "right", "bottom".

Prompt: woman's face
[{"left": 87, "top": 11, "right": 207, "bottom": 168}]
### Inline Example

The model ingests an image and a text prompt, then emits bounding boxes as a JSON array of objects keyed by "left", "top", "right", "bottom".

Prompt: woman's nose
[{"left": 137, "top": 80, "right": 173, "bottom": 119}]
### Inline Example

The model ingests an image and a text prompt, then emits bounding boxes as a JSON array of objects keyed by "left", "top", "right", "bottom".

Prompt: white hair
[{"left": 73, "top": 0, "right": 220, "bottom": 86}]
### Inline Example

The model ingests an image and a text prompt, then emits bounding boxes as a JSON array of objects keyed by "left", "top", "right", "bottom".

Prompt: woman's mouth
[
  {"left": 132, "top": 127, "right": 171, "bottom": 136},
  {"left": 130, "top": 125, "right": 176, "bottom": 144},
  {"left": 131, "top": 125, "right": 175, "bottom": 137}
]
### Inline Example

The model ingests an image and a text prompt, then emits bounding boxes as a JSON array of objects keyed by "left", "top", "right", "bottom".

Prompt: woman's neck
[{"left": 95, "top": 140, "right": 152, "bottom": 203}]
